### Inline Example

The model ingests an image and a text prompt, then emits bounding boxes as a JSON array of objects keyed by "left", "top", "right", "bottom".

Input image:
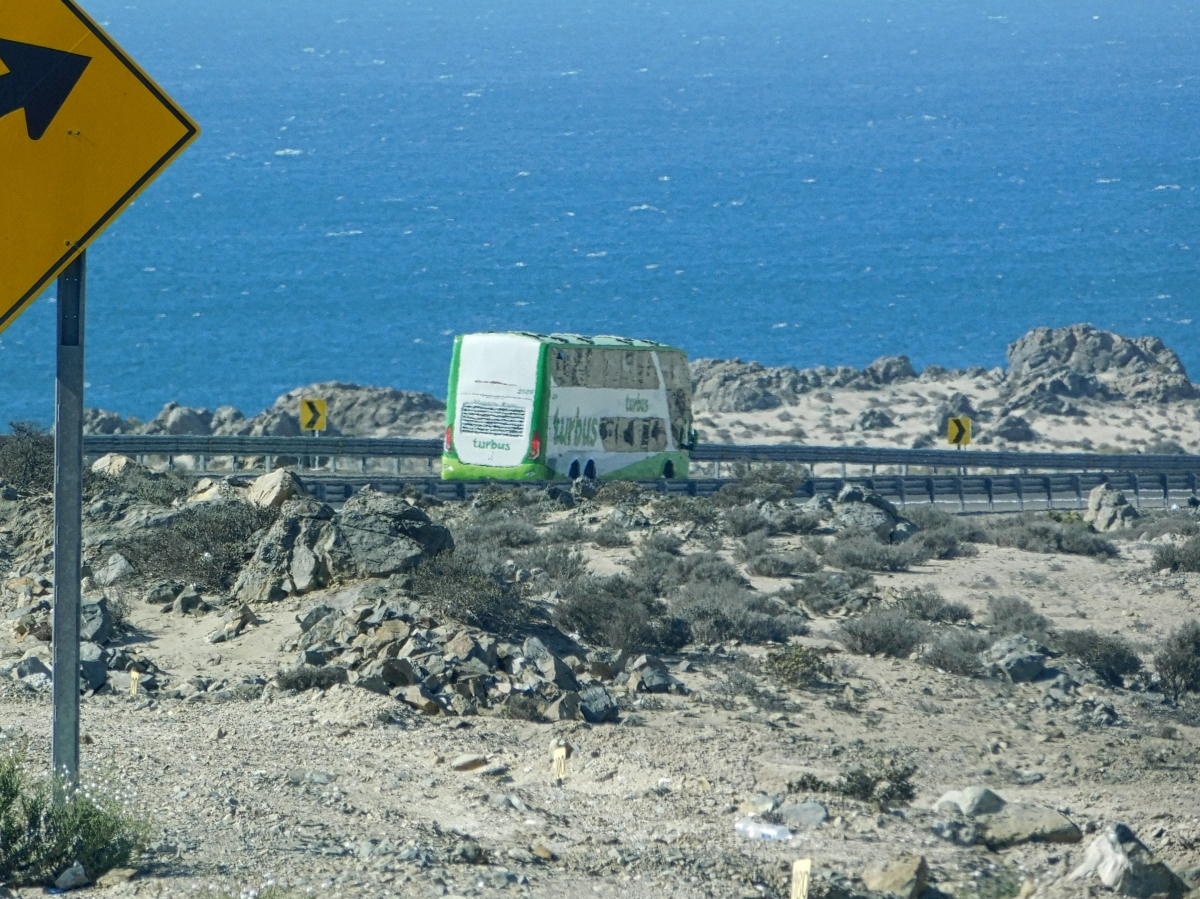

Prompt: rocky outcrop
[
  {"left": 84, "top": 383, "right": 445, "bottom": 438},
  {"left": 233, "top": 490, "right": 453, "bottom": 604},
  {"left": 1003, "top": 324, "right": 1197, "bottom": 414},
  {"left": 689, "top": 355, "right": 917, "bottom": 414}
]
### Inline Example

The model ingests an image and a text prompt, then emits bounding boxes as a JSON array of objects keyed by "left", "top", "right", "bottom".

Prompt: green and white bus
[{"left": 442, "top": 331, "right": 694, "bottom": 481}]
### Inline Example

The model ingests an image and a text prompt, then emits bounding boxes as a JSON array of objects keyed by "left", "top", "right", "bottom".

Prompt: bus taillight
[
  {"left": 444, "top": 426, "right": 453, "bottom": 453},
  {"left": 529, "top": 433, "right": 542, "bottom": 460}
]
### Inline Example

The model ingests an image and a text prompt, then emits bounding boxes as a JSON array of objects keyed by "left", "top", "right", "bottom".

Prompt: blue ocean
[{"left": 2, "top": 0, "right": 1197, "bottom": 424}]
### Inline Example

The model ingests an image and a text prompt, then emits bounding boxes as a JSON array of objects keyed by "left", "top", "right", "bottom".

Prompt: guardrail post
[
  {"left": 898, "top": 477, "right": 907, "bottom": 506},
  {"left": 1190, "top": 471, "right": 1198, "bottom": 502},
  {"left": 199, "top": 454, "right": 207, "bottom": 473},
  {"left": 392, "top": 458, "right": 400, "bottom": 475},
  {"left": 902, "top": 464, "right": 908, "bottom": 477},
  {"left": 984, "top": 476, "right": 994, "bottom": 512},
  {"left": 1015, "top": 476, "right": 1025, "bottom": 512},
  {"left": 1071, "top": 473, "right": 1082, "bottom": 509},
  {"left": 925, "top": 477, "right": 935, "bottom": 505},
  {"left": 360, "top": 456, "right": 366, "bottom": 474},
  {"left": 1161, "top": 473, "right": 1169, "bottom": 508},
  {"left": 265, "top": 455, "right": 272, "bottom": 474},
  {"left": 1131, "top": 473, "right": 1140, "bottom": 509},
  {"left": 956, "top": 477, "right": 965, "bottom": 512},
  {"left": 840, "top": 462, "right": 846, "bottom": 479},
  {"left": 167, "top": 455, "right": 174, "bottom": 472},
  {"left": 1043, "top": 476, "right": 1053, "bottom": 510}
]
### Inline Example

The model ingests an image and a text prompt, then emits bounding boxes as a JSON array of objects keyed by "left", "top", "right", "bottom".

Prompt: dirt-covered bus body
[{"left": 442, "top": 332, "right": 693, "bottom": 481}]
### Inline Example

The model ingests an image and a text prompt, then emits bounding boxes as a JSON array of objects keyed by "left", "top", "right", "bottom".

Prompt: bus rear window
[
  {"left": 552, "top": 348, "right": 660, "bottom": 390},
  {"left": 459, "top": 401, "right": 527, "bottom": 436}
]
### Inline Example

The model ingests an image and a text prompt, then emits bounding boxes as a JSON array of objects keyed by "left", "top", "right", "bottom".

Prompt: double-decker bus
[{"left": 442, "top": 331, "right": 694, "bottom": 481}]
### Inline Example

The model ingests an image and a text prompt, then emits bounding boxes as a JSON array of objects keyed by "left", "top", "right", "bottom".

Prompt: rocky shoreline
[{"left": 82, "top": 324, "right": 1200, "bottom": 457}]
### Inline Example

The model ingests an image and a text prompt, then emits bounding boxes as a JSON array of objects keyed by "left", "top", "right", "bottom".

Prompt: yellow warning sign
[
  {"left": 0, "top": 0, "right": 199, "bottom": 334},
  {"left": 300, "top": 398, "right": 327, "bottom": 432},
  {"left": 947, "top": 416, "right": 971, "bottom": 446}
]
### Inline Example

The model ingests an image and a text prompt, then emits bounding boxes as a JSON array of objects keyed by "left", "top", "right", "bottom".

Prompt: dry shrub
[
  {"left": 1139, "top": 512, "right": 1200, "bottom": 541},
  {"left": 592, "top": 521, "right": 632, "bottom": 548},
  {"left": 409, "top": 550, "right": 526, "bottom": 634},
  {"left": 767, "top": 644, "right": 832, "bottom": 687},
  {"left": 986, "top": 595, "right": 1050, "bottom": 638},
  {"left": 747, "top": 551, "right": 820, "bottom": 578},
  {"left": 790, "top": 569, "right": 875, "bottom": 614},
  {"left": 553, "top": 575, "right": 684, "bottom": 652},
  {"left": 838, "top": 609, "right": 926, "bottom": 657},
  {"left": 672, "top": 582, "right": 808, "bottom": 644},
  {"left": 1056, "top": 629, "right": 1142, "bottom": 686},
  {"left": 0, "top": 423, "right": 54, "bottom": 494},
  {"left": 825, "top": 531, "right": 928, "bottom": 572},
  {"left": 516, "top": 544, "right": 587, "bottom": 585},
  {"left": 116, "top": 501, "right": 276, "bottom": 591},
  {"left": 924, "top": 630, "right": 992, "bottom": 676},
  {"left": 895, "top": 585, "right": 972, "bottom": 623},
  {"left": 724, "top": 505, "right": 776, "bottom": 537},
  {"left": 594, "top": 480, "right": 642, "bottom": 505},
  {"left": 462, "top": 512, "right": 540, "bottom": 548},
  {"left": 1155, "top": 620, "right": 1200, "bottom": 701},
  {"left": 792, "top": 760, "right": 917, "bottom": 804},
  {"left": 543, "top": 519, "right": 587, "bottom": 544},
  {"left": 275, "top": 664, "right": 349, "bottom": 692},
  {"left": 1152, "top": 536, "right": 1200, "bottom": 573},
  {"left": 989, "top": 515, "right": 1117, "bottom": 557}
]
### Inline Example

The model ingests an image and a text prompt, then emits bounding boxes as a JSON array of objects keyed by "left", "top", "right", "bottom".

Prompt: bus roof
[{"left": 462, "top": 331, "right": 685, "bottom": 352}]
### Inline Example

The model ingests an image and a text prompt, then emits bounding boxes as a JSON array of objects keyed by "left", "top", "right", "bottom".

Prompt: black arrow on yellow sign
[
  {"left": 301, "top": 398, "right": 326, "bottom": 432},
  {"left": 948, "top": 417, "right": 971, "bottom": 446},
  {"left": 0, "top": 38, "right": 91, "bottom": 140}
]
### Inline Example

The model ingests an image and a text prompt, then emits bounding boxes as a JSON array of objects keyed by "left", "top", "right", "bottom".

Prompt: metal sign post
[{"left": 51, "top": 251, "right": 85, "bottom": 784}]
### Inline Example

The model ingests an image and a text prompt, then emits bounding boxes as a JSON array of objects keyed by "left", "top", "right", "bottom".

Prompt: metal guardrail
[
  {"left": 299, "top": 469, "right": 1198, "bottom": 513},
  {"left": 689, "top": 442, "right": 1200, "bottom": 473},
  {"left": 83, "top": 434, "right": 442, "bottom": 458},
  {"left": 77, "top": 436, "right": 1200, "bottom": 510},
  {"left": 82, "top": 434, "right": 1200, "bottom": 474}
]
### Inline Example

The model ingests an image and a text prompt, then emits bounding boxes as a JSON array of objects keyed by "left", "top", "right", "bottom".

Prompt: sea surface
[{"left": 2, "top": 0, "right": 1198, "bottom": 424}]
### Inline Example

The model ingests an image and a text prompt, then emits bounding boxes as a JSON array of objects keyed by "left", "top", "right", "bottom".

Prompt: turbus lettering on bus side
[
  {"left": 551, "top": 408, "right": 599, "bottom": 447},
  {"left": 625, "top": 397, "right": 650, "bottom": 413},
  {"left": 473, "top": 439, "right": 511, "bottom": 451}
]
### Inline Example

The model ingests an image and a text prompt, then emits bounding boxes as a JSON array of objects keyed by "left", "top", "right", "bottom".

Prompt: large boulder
[
  {"left": 1069, "top": 824, "right": 1189, "bottom": 899},
  {"left": 91, "top": 453, "right": 141, "bottom": 477},
  {"left": 983, "top": 636, "right": 1049, "bottom": 683},
  {"left": 233, "top": 498, "right": 339, "bottom": 603},
  {"left": 334, "top": 489, "right": 453, "bottom": 578},
  {"left": 1085, "top": 484, "right": 1140, "bottom": 532},
  {"left": 977, "top": 802, "right": 1081, "bottom": 850}
]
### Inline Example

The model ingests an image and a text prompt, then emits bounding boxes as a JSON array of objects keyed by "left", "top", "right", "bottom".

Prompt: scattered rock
[
  {"left": 935, "top": 786, "right": 1006, "bottom": 817},
  {"left": 93, "top": 552, "right": 135, "bottom": 587},
  {"left": 54, "top": 863, "right": 89, "bottom": 891},
  {"left": 1069, "top": 824, "right": 1189, "bottom": 899},
  {"left": 778, "top": 800, "right": 828, "bottom": 828},
  {"left": 450, "top": 754, "right": 489, "bottom": 772},
  {"left": 247, "top": 469, "right": 305, "bottom": 509},
  {"left": 578, "top": 685, "right": 619, "bottom": 723},
  {"left": 80, "top": 597, "right": 113, "bottom": 644},
  {"left": 862, "top": 855, "right": 929, "bottom": 899}
]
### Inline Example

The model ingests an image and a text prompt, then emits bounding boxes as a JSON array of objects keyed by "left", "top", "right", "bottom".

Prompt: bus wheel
[
  {"left": 584, "top": 460, "right": 597, "bottom": 479},
  {"left": 663, "top": 460, "right": 675, "bottom": 479},
  {"left": 568, "top": 460, "right": 581, "bottom": 480}
]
